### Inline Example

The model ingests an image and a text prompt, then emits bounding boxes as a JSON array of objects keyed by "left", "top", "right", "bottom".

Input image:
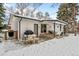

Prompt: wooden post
[
  {"left": 16, "top": 31, "right": 18, "bottom": 39},
  {"left": 4, "top": 31, "right": 7, "bottom": 40},
  {"left": 63, "top": 25, "right": 66, "bottom": 35},
  {"left": 74, "top": 21, "right": 77, "bottom": 36}
]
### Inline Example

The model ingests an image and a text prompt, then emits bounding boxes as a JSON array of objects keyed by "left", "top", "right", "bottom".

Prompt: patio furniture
[
  {"left": 34, "top": 38, "right": 39, "bottom": 43},
  {"left": 24, "top": 30, "right": 34, "bottom": 36},
  {"left": 24, "top": 34, "right": 39, "bottom": 44},
  {"left": 23, "top": 30, "right": 34, "bottom": 40}
]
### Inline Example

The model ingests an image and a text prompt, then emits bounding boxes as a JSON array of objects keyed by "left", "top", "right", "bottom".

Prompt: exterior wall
[
  {"left": 20, "top": 19, "right": 65, "bottom": 38},
  {"left": 55, "top": 22, "right": 64, "bottom": 35},
  {"left": 20, "top": 19, "right": 41, "bottom": 38},
  {"left": 41, "top": 21, "right": 54, "bottom": 33},
  {"left": 10, "top": 15, "right": 67, "bottom": 39},
  {"left": 9, "top": 16, "right": 18, "bottom": 31},
  {"left": 41, "top": 21, "right": 65, "bottom": 35},
  {"left": 8, "top": 16, "right": 21, "bottom": 39}
]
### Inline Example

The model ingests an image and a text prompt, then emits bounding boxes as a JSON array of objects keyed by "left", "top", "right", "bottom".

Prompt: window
[{"left": 41, "top": 24, "right": 47, "bottom": 33}]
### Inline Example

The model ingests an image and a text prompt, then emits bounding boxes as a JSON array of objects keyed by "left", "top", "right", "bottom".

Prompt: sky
[
  {"left": 4, "top": 3, "right": 79, "bottom": 21},
  {"left": 5, "top": 3, "right": 60, "bottom": 19}
]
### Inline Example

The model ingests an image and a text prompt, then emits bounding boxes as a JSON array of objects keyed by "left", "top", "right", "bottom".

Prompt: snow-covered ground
[
  {"left": 0, "top": 34, "right": 79, "bottom": 56},
  {"left": 0, "top": 40, "right": 24, "bottom": 56}
]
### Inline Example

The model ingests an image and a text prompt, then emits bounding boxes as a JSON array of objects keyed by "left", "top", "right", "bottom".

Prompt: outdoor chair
[{"left": 24, "top": 34, "right": 39, "bottom": 44}]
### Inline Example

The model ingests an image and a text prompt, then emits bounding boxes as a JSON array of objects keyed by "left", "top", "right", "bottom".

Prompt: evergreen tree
[
  {"left": 0, "top": 3, "right": 5, "bottom": 31},
  {"left": 57, "top": 3, "right": 78, "bottom": 33},
  {"left": 57, "top": 3, "right": 78, "bottom": 23}
]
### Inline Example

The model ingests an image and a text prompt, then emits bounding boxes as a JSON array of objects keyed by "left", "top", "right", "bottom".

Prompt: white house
[{"left": 8, "top": 13, "right": 68, "bottom": 39}]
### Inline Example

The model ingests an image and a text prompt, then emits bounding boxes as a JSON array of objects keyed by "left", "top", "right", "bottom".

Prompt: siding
[
  {"left": 20, "top": 19, "right": 41, "bottom": 38},
  {"left": 10, "top": 16, "right": 67, "bottom": 39},
  {"left": 10, "top": 16, "right": 18, "bottom": 31}
]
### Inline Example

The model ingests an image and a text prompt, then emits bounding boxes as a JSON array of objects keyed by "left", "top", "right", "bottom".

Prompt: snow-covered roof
[{"left": 11, "top": 13, "right": 68, "bottom": 25}]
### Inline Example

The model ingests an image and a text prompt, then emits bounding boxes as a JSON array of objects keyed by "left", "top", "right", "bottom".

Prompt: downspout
[
  {"left": 18, "top": 17, "right": 22, "bottom": 39},
  {"left": 54, "top": 22, "right": 55, "bottom": 38}
]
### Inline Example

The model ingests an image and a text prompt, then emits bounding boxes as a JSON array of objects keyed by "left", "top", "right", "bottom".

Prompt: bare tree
[
  {"left": 16, "top": 3, "right": 30, "bottom": 15},
  {"left": 45, "top": 12, "right": 50, "bottom": 19},
  {"left": 36, "top": 11, "right": 43, "bottom": 19},
  {"left": 31, "top": 3, "right": 43, "bottom": 17},
  {"left": 51, "top": 3, "right": 59, "bottom": 8},
  {"left": 31, "top": 3, "right": 42, "bottom": 12},
  {"left": 16, "top": 3, "right": 43, "bottom": 17}
]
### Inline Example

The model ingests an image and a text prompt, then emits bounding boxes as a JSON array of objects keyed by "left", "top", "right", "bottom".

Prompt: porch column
[
  {"left": 63, "top": 25, "right": 65, "bottom": 35},
  {"left": 4, "top": 31, "right": 7, "bottom": 40}
]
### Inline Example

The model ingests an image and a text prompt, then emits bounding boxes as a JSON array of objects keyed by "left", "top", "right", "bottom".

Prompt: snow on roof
[{"left": 11, "top": 13, "right": 68, "bottom": 25}]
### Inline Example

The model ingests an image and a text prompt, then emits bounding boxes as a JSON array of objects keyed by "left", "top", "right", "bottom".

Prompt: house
[{"left": 7, "top": 13, "right": 68, "bottom": 40}]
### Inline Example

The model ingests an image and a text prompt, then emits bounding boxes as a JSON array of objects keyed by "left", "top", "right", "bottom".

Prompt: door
[
  {"left": 41, "top": 24, "right": 47, "bottom": 33},
  {"left": 34, "top": 24, "right": 38, "bottom": 36}
]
